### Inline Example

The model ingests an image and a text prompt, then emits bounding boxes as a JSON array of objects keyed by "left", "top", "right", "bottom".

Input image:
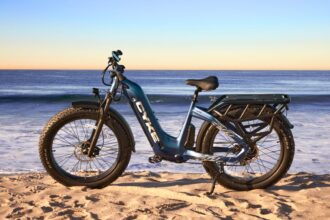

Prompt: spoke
[
  {"left": 94, "top": 157, "right": 106, "bottom": 170},
  {"left": 79, "top": 119, "right": 88, "bottom": 140},
  {"left": 258, "top": 158, "right": 275, "bottom": 165},
  {"left": 62, "top": 124, "right": 77, "bottom": 141},
  {"left": 59, "top": 126, "right": 78, "bottom": 140},
  {"left": 258, "top": 133, "right": 271, "bottom": 146},
  {"left": 259, "top": 147, "right": 281, "bottom": 154},
  {"left": 100, "top": 140, "right": 118, "bottom": 145},
  {"left": 255, "top": 159, "right": 263, "bottom": 174},
  {"left": 55, "top": 133, "right": 77, "bottom": 146},
  {"left": 97, "top": 154, "right": 117, "bottom": 159},
  {"left": 58, "top": 153, "right": 74, "bottom": 167},
  {"left": 68, "top": 122, "right": 80, "bottom": 142},
  {"left": 248, "top": 164, "right": 255, "bottom": 174},
  {"left": 260, "top": 145, "right": 280, "bottom": 152},
  {"left": 55, "top": 153, "right": 74, "bottom": 158},
  {"left": 79, "top": 160, "right": 83, "bottom": 172},
  {"left": 91, "top": 160, "right": 102, "bottom": 172},
  {"left": 244, "top": 165, "right": 249, "bottom": 174},
  {"left": 99, "top": 147, "right": 118, "bottom": 153},
  {"left": 52, "top": 143, "right": 75, "bottom": 148},
  {"left": 256, "top": 159, "right": 271, "bottom": 172},
  {"left": 71, "top": 160, "right": 80, "bottom": 173},
  {"left": 98, "top": 157, "right": 113, "bottom": 166},
  {"left": 260, "top": 139, "right": 278, "bottom": 143},
  {"left": 100, "top": 151, "right": 118, "bottom": 156},
  {"left": 73, "top": 120, "right": 81, "bottom": 142}
]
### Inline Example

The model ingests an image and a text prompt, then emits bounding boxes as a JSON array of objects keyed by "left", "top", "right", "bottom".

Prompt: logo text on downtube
[{"left": 135, "top": 101, "right": 160, "bottom": 143}]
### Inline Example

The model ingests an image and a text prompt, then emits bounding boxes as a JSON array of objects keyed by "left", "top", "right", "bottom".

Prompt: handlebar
[{"left": 102, "top": 50, "right": 125, "bottom": 86}]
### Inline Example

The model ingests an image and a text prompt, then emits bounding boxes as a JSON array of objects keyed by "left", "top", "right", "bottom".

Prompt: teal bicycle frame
[
  {"left": 84, "top": 50, "right": 292, "bottom": 165},
  {"left": 119, "top": 76, "right": 249, "bottom": 163}
]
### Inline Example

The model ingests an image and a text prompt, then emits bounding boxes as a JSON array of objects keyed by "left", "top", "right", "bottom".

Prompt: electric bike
[{"left": 39, "top": 50, "right": 295, "bottom": 192}]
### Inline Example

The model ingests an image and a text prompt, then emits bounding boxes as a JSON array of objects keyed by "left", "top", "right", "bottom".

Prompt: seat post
[
  {"left": 192, "top": 88, "right": 201, "bottom": 103},
  {"left": 177, "top": 87, "right": 201, "bottom": 151}
]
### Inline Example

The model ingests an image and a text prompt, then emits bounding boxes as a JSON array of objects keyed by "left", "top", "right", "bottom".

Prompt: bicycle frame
[{"left": 119, "top": 76, "right": 249, "bottom": 163}]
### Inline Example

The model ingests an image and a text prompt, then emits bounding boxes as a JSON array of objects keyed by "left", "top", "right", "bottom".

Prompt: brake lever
[{"left": 92, "top": 88, "right": 102, "bottom": 104}]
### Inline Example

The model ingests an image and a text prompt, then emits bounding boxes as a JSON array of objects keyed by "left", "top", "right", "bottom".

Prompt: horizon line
[{"left": 1, "top": 68, "right": 330, "bottom": 71}]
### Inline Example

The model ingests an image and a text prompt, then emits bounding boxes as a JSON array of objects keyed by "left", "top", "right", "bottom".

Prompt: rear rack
[{"left": 210, "top": 95, "right": 291, "bottom": 143}]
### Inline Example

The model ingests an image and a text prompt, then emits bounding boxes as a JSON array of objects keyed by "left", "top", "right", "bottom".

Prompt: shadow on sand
[
  {"left": 115, "top": 172, "right": 330, "bottom": 192},
  {"left": 115, "top": 177, "right": 212, "bottom": 188},
  {"left": 268, "top": 172, "right": 330, "bottom": 191}
]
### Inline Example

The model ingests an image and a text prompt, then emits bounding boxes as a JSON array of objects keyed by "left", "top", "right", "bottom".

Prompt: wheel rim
[{"left": 51, "top": 118, "right": 120, "bottom": 181}]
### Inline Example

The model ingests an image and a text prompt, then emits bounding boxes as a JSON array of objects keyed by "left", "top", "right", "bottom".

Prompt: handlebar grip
[{"left": 116, "top": 50, "right": 122, "bottom": 55}]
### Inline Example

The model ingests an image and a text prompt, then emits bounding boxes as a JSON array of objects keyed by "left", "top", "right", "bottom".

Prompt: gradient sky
[{"left": 1, "top": 0, "right": 330, "bottom": 70}]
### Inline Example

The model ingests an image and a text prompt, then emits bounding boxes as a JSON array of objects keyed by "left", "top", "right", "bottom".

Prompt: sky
[{"left": 0, "top": 0, "right": 330, "bottom": 70}]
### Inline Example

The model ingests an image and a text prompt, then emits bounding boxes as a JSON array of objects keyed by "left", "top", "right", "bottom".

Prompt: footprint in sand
[
  {"left": 41, "top": 206, "right": 53, "bottom": 213},
  {"left": 85, "top": 194, "right": 100, "bottom": 202},
  {"left": 277, "top": 201, "right": 294, "bottom": 218},
  {"left": 260, "top": 208, "right": 272, "bottom": 215},
  {"left": 49, "top": 194, "right": 59, "bottom": 199},
  {"left": 74, "top": 200, "right": 84, "bottom": 208},
  {"left": 6, "top": 207, "right": 24, "bottom": 219},
  {"left": 156, "top": 200, "right": 191, "bottom": 213},
  {"left": 136, "top": 207, "right": 153, "bottom": 215},
  {"left": 63, "top": 195, "right": 72, "bottom": 200},
  {"left": 109, "top": 200, "right": 125, "bottom": 206}
]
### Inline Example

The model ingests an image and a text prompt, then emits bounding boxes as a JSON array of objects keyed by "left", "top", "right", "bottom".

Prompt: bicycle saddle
[{"left": 186, "top": 76, "right": 219, "bottom": 91}]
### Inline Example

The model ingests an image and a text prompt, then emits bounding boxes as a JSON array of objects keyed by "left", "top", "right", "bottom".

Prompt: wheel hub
[
  {"left": 74, "top": 141, "right": 100, "bottom": 161},
  {"left": 240, "top": 144, "right": 259, "bottom": 165}
]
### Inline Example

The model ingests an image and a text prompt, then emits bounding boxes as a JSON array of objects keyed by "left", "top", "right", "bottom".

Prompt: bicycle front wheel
[{"left": 39, "top": 107, "right": 131, "bottom": 188}]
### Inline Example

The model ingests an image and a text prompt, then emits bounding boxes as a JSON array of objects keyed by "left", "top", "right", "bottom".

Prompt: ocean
[{"left": 0, "top": 70, "right": 329, "bottom": 174}]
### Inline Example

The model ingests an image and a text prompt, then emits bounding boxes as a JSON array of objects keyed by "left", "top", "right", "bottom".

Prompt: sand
[{"left": 0, "top": 171, "right": 329, "bottom": 220}]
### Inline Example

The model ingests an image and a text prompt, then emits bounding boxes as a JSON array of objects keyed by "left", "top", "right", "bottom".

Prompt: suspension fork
[
  {"left": 87, "top": 76, "right": 119, "bottom": 157},
  {"left": 87, "top": 94, "right": 112, "bottom": 157}
]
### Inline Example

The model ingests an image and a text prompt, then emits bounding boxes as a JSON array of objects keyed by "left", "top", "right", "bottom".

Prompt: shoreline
[{"left": 1, "top": 171, "right": 329, "bottom": 219}]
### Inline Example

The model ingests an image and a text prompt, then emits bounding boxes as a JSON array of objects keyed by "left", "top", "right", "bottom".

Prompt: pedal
[{"left": 148, "top": 155, "right": 162, "bottom": 164}]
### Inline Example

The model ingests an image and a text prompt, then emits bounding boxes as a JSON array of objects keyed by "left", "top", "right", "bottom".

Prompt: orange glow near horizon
[{"left": 1, "top": 40, "right": 330, "bottom": 70}]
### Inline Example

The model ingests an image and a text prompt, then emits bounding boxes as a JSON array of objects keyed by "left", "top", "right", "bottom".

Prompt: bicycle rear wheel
[{"left": 197, "top": 105, "right": 294, "bottom": 190}]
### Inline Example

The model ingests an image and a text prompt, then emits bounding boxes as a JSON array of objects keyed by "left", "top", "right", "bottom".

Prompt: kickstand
[
  {"left": 206, "top": 163, "right": 224, "bottom": 196},
  {"left": 206, "top": 173, "right": 219, "bottom": 196}
]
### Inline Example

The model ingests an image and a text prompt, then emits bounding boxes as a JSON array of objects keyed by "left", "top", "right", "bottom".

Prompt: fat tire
[
  {"left": 39, "top": 107, "right": 132, "bottom": 188},
  {"left": 196, "top": 105, "right": 295, "bottom": 191}
]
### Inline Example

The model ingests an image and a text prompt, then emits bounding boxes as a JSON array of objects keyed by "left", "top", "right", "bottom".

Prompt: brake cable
[
  {"left": 101, "top": 64, "right": 112, "bottom": 86},
  {"left": 112, "top": 84, "right": 123, "bottom": 102}
]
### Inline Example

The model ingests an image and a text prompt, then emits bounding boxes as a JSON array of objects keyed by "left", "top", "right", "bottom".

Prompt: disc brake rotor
[{"left": 74, "top": 141, "right": 100, "bottom": 162}]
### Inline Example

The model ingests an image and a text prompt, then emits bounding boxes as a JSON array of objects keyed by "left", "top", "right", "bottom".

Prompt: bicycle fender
[{"left": 277, "top": 113, "right": 294, "bottom": 129}]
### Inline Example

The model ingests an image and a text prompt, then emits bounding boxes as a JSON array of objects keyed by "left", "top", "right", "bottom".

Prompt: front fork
[
  {"left": 87, "top": 76, "right": 119, "bottom": 157},
  {"left": 87, "top": 93, "right": 113, "bottom": 157}
]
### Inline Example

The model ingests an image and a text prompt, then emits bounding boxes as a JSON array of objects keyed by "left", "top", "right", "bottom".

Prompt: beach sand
[{"left": 0, "top": 171, "right": 329, "bottom": 219}]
